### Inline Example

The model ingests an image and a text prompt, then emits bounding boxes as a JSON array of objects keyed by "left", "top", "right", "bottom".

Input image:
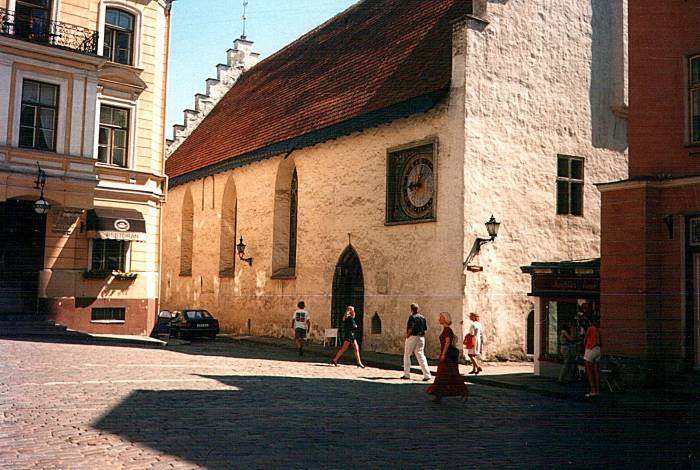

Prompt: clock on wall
[{"left": 386, "top": 141, "right": 437, "bottom": 224}]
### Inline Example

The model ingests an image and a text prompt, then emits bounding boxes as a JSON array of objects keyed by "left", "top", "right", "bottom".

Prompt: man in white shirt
[{"left": 291, "top": 300, "right": 311, "bottom": 357}]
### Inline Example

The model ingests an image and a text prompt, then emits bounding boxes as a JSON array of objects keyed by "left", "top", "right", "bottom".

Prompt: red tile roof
[{"left": 166, "top": 0, "right": 473, "bottom": 184}]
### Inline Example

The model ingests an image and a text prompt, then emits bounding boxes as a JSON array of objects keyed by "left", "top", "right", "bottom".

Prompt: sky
[{"left": 166, "top": 0, "right": 358, "bottom": 136}]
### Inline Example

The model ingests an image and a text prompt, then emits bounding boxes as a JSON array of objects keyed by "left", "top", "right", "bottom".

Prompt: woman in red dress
[{"left": 426, "top": 312, "right": 469, "bottom": 404}]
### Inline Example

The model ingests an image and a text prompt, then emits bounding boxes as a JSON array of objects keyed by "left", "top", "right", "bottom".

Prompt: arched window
[
  {"left": 104, "top": 8, "right": 134, "bottom": 65},
  {"left": 288, "top": 169, "right": 298, "bottom": 268},
  {"left": 371, "top": 312, "right": 382, "bottom": 334},
  {"left": 271, "top": 158, "right": 297, "bottom": 278},
  {"left": 180, "top": 188, "right": 193, "bottom": 276},
  {"left": 219, "top": 176, "right": 237, "bottom": 277}
]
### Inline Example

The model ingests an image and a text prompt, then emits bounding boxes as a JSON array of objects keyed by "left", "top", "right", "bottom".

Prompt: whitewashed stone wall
[
  {"left": 161, "top": 0, "right": 628, "bottom": 359},
  {"left": 459, "top": 0, "right": 628, "bottom": 358},
  {"left": 162, "top": 105, "right": 467, "bottom": 358}
]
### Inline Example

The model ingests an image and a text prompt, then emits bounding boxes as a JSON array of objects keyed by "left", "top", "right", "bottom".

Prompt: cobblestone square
[{"left": 1, "top": 338, "right": 698, "bottom": 469}]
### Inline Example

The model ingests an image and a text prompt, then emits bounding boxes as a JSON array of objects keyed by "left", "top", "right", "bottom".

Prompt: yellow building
[{"left": 0, "top": 0, "right": 172, "bottom": 335}]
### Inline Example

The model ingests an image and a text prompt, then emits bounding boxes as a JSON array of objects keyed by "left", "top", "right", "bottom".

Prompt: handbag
[
  {"left": 446, "top": 345, "right": 459, "bottom": 362},
  {"left": 463, "top": 333, "right": 476, "bottom": 349}
]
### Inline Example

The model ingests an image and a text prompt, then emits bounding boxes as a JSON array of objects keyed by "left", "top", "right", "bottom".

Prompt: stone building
[
  {"left": 599, "top": 0, "right": 700, "bottom": 381},
  {"left": 0, "top": 0, "right": 172, "bottom": 335},
  {"left": 162, "top": 0, "right": 628, "bottom": 358}
]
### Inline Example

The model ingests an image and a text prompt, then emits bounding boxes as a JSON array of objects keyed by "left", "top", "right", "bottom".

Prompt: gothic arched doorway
[{"left": 331, "top": 246, "right": 364, "bottom": 345}]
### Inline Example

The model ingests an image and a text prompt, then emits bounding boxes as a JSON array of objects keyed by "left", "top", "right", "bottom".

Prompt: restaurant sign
[{"left": 531, "top": 276, "right": 599, "bottom": 295}]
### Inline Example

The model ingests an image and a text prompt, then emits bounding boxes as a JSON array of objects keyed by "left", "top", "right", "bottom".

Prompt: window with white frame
[
  {"left": 556, "top": 155, "right": 584, "bottom": 216},
  {"left": 98, "top": 104, "right": 129, "bottom": 167},
  {"left": 19, "top": 79, "right": 58, "bottom": 151},
  {"left": 90, "top": 239, "right": 128, "bottom": 272},
  {"left": 103, "top": 8, "right": 135, "bottom": 65},
  {"left": 690, "top": 56, "right": 700, "bottom": 145}
]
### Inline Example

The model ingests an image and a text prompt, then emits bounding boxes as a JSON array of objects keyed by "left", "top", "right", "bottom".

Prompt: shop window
[
  {"left": 91, "top": 307, "right": 125, "bottom": 322},
  {"left": 98, "top": 104, "right": 130, "bottom": 167},
  {"left": 556, "top": 155, "right": 584, "bottom": 216},
  {"left": 542, "top": 301, "right": 578, "bottom": 359},
  {"left": 104, "top": 8, "right": 134, "bottom": 65},
  {"left": 91, "top": 239, "right": 128, "bottom": 272},
  {"left": 19, "top": 79, "right": 58, "bottom": 152},
  {"left": 690, "top": 56, "right": 700, "bottom": 145}
]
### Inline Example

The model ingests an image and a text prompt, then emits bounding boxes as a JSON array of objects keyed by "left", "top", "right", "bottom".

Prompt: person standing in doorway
[
  {"left": 465, "top": 312, "right": 483, "bottom": 374},
  {"left": 331, "top": 306, "right": 365, "bottom": 368},
  {"left": 291, "top": 300, "right": 310, "bottom": 357},
  {"left": 401, "top": 303, "right": 432, "bottom": 381}
]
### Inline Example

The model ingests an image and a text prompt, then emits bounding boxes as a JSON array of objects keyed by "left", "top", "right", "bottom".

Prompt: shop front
[{"left": 521, "top": 259, "right": 600, "bottom": 378}]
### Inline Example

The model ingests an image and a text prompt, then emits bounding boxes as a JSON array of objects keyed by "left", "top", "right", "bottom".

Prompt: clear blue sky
[{"left": 166, "top": 0, "right": 357, "bottom": 136}]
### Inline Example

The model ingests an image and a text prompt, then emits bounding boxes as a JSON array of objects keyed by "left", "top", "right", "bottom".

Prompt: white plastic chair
[{"left": 323, "top": 328, "right": 338, "bottom": 347}]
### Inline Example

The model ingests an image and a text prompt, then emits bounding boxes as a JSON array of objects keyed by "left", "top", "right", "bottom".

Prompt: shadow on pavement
[{"left": 93, "top": 374, "right": 699, "bottom": 469}]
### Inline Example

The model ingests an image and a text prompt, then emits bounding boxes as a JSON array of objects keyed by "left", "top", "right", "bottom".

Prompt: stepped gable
[
  {"left": 166, "top": 0, "right": 472, "bottom": 183},
  {"left": 166, "top": 37, "right": 260, "bottom": 157}
]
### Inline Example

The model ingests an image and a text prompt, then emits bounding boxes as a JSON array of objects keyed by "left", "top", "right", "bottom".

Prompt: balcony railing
[{"left": 0, "top": 7, "right": 98, "bottom": 55}]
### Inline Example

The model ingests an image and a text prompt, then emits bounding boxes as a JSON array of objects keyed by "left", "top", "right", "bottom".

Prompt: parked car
[
  {"left": 170, "top": 309, "right": 219, "bottom": 340},
  {"left": 152, "top": 310, "right": 173, "bottom": 338}
]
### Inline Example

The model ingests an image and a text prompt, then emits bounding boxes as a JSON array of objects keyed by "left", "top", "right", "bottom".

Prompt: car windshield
[{"left": 183, "top": 310, "right": 212, "bottom": 321}]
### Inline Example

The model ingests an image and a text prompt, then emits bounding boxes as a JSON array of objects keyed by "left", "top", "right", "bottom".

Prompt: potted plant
[{"left": 112, "top": 270, "right": 138, "bottom": 280}]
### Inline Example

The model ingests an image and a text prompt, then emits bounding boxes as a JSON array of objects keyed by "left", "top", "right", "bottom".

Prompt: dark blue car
[{"left": 170, "top": 309, "right": 220, "bottom": 340}]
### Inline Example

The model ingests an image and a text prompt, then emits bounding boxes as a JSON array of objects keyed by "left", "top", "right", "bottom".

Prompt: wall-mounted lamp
[
  {"left": 33, "top": 161, "right": 49, "bottom": 215},
  {"left": 662, "top": 215, "right": 673, "bottom": 239},
  {"left": 463, "top": 215, "right": 501, "bottom": 269},
  {"left": 236, "top": 235, "right": 253, "bottom": 266}
]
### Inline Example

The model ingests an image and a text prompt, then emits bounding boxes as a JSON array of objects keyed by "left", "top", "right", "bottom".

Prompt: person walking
[
  {"left": 331, "top": 306, "right": 365, "bottom": 368},
  {"left": 401, "top": 303, "right": 432, "bottom": 381},
  {"left": 464, "top": 312, "right": 483, "bottom": 374},
  {"left": 584, "top": 316, "right": 602, "bottom": 397},
  {"left": 291, "top": 300, "right": 310, "bottom": 357},
  {"left": 426, "top": 312, "right": 469, "bottom": 404}
]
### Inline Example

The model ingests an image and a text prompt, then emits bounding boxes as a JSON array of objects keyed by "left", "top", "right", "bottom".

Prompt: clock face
[{"left": 400, "top": 154, "right": 434, "bottom": 218}]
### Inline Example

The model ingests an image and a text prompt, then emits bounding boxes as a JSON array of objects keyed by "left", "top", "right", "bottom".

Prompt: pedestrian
[
  {"left": 401, "top": 303, "right": 432, "bottom": 381},
  {"left": 291, "top": 300, "right": 310, "bottom": 357},
  {"left": 584, "top": 316, "right": 602, "bottom": 397},
  {"left": 557, "top": 322, "right": 577, "bottom": 383},
  {"left": 426, "top": 312, "right": 469, "bottom": 404},
  {"left": 464, "top": 312, "right": 483, "bottom": 374},
  {"left": 331, "top": 306, "right": 365, "bottom": 368}
]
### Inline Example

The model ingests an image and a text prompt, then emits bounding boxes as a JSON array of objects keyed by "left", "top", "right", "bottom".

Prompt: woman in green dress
[{"left": 331, "top": 306, "right": 365, "bottom": 368}]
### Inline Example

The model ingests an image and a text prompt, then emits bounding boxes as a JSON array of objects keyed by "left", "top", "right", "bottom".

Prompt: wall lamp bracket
[
  {"left": 236, "top": 235, "right": 253, "bottom": 266},
  {"left": 463, "top": 215, "right": 500, "bottom": 269}
]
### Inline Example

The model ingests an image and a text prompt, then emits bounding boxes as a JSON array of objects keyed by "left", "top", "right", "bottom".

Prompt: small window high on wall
[{"left": 556, "top": 155, "right": 584, "bottom": 216}]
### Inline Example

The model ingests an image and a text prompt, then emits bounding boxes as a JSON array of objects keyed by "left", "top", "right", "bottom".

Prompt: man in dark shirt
[{"left": 401, "top": 303, "right": 432, "bottom": 381}]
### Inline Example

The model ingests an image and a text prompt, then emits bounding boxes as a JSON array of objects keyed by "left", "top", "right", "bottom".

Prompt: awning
[{"left": 85, "top": 208, "right": 147, "bottom": 242}]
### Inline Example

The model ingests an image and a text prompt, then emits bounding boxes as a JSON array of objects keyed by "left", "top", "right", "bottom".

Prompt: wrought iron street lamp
[
  {"left": 236, "top": 235, "right": 253, "bottom": 266},
  {"left": 33, "top": 162, "right": 49, "bottom": 215},
  {"left": 464, "top": 215, "right": 501, "bottom": 269}
]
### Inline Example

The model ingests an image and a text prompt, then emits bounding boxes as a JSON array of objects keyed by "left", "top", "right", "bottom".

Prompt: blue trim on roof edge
[{"left": 167, "top": 89, "right": 448, "bottom": 188}]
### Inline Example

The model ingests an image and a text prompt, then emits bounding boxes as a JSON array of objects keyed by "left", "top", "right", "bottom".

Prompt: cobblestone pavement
[{"left": 1, "top": 338, "right": 698, "bottom": 469}]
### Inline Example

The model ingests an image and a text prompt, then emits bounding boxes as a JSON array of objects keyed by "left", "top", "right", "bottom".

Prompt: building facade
[
  {"left": 162, "top": 0, "right": 628, "bottom": 358},
  {"left": 599, "top": 0, "right": 700, "bottom": 381},
  {"left": 0, "top": 0, "right": 171, "bottom": 335}
]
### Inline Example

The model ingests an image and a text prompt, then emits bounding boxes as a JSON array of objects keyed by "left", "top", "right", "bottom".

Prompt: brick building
[
  {"left": 162, "top": 0, "right": 628, "bottom": 358},
  {"left": 599, "top": 1, "right": 700, "bottom": 381},
  {"left": 0, "top": 0, "right": 172, "bottom": 335}
]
